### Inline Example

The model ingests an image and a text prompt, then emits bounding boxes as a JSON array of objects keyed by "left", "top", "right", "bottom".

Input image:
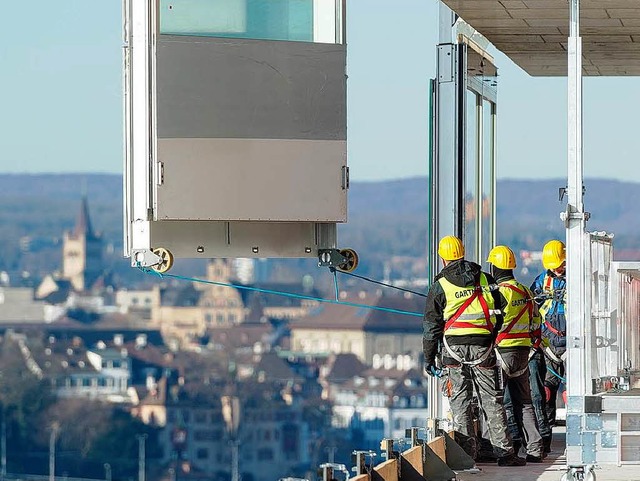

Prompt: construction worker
[
  {"left": 530, "top": 239, "right": 567, "bottom": 429},
  {"left": 487, "top": 245, "right": 544, "bottom": 462},
  {"left": 423, "top": 236, "right": 525, "bottom": 466}
]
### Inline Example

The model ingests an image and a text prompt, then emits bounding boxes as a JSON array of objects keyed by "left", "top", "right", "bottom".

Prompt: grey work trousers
[
  {"left": 445, "top": 344, "right": 514, "bottom": 460},
  {"left": 544, "top": 348, "right": 566, "bottom": 426},
  {"left": 500, "top": 348, "right": 544, "bottom": 458},
  {"left": 529, "top": 348, "right": 552, "bottom": 440}
]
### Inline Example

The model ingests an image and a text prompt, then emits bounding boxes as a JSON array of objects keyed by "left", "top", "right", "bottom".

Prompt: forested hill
[{"left": 0, "top": 174, "right": 638, "bottom": 281}]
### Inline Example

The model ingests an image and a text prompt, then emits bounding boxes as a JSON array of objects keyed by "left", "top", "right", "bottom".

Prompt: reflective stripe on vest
[
  {"left": 440, "top": 274, "right": 495, "bottom": 336},
  {"left": 496, "top": 280, "right": 535, "bottom": 348}
]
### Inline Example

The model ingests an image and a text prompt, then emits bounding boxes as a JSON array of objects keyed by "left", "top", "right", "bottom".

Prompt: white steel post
[
  {"left": 566, "top": 0, "right": 585, "bottom": 401},
  {"left": 428, "top": 2, "right": 459, "bottom": 431},
  {"left": 565, "top": 0, "right": 593, "bottom": 470}
]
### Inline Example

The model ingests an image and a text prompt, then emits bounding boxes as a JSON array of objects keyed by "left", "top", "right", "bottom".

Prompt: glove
[{"left": 426, "top": 364, "right": 443, "bottom": 378}]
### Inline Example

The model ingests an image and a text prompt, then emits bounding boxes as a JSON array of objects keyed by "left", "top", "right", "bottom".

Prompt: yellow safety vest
[
  {"left": 496, "top": 279, "right": 536, "bottom": 348},
  {"left": 440, "top": 274, "right": 496, "bottom": 336}
]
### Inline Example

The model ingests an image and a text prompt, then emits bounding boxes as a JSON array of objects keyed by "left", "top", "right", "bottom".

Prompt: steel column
[{"left": 564, "top": 0, "right": 596, "bottom": 472}]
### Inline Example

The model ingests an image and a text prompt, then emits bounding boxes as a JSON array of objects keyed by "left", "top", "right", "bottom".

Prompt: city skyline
[{"left": 1, "top": 0, "right": 639, "bottom": 182}]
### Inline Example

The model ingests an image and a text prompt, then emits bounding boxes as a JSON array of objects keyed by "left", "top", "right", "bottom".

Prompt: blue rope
[
  {"left": 547, "top": 365, "right": 566, "bottom": 383},
  {"left": 332, "top": 269, "right": 340, "bottom": 301},
  {"left": 138, "top": 266, "right": 423, "bottom": 318}
]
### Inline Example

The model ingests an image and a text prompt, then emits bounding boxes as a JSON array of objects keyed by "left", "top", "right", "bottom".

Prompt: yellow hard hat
[
  {"left": 542, "top": 239, "right": 566, "bottom": 270},
  {"left": 438, "top": 236, "right": 464, "bottom": 261},
  {"left": 487, "top": 245, "right": 516, "bottom": 270}
]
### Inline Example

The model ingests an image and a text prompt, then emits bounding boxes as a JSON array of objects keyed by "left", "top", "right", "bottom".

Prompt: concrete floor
[{"left": 456, "top": 428, "right": 639, "bottom": 481}]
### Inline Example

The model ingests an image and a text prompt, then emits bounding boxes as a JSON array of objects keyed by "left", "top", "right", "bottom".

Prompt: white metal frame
[
  {"left": 123, "top": 0, "right": 162, "bottom": 267},
  {"left": 428, "top": 3, "right": 498, "bottom": 429}
]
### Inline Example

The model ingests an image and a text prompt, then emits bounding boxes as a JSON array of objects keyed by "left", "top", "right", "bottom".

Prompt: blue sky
[{"left": 1, "top": 0, "right": 639, "bottom": 182}]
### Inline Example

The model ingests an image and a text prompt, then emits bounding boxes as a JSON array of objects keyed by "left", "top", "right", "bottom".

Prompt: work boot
[
  {"left": 475, "top": 454, "right": 497, "bottom": 463},
  {"left": 512, "top": 440, "right": 522, "bottom": 457},
  {"left": 526, "top": 455, "right": 543, "bottom": 463},
  {"left": 497, "top": 455, "right": 527, "bottom": 467},
  {"left": 543, "top": 436, "right": 552, "bottom": 453}
]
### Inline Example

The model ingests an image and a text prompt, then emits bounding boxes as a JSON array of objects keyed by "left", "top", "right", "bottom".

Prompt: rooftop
[
  {"left": 442, "top": 0, "right": 640, "bottom": 76},
  {"left": 291, "top": 293, "right": 424, "bottom": 332}
]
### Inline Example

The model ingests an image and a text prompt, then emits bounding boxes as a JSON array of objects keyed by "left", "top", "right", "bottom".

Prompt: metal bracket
[
  {"left": 560, "top": 203, "right": 591, "bottom": 228},
  {"left": 405, "top": 427, "right": 427, "bottom": 447},
  {"left": 351, "top": 451, "right": 376, "bottom": 476},
  {"left": 318, "top": 249, "right": 349, "bottom": 268},
  {"left": 341, "top": 165, "right": 350, "bottom": 190},
  {"left": 157, "top": 161, "right": 164, "bottom": 186},
  {"left": 319, "top": 463, "right": 349, "bottom": 481},
  {"left": 380, "top": 439, "right": 401, "bottom": 460},
  {"left": 131, "top": 249, "right": 163, "bottom": 268},
  {"left": 559, "top": 186, "right": 567, "bottom": 202}
]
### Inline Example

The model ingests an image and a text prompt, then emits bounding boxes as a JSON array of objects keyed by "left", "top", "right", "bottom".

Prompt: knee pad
[
  {"left": 562, "top": 390, "right": 568, "bottom": 405},
  {"left": 545, "top": 386, "right": 551, "bottom": 402}
]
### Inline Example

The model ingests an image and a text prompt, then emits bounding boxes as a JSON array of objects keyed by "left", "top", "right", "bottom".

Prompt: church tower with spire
[{"left": 62, "top": 196, "right": 103, "bottom": 291}]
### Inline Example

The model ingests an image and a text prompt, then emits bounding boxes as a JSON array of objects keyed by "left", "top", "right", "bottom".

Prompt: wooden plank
[
  {"left": 402, "top": 446, "right": 424, "bottom": 476},
  {"left": 608, "top": 9, "right": 640, "bottom": 18},
  {"left": 372, "top": 459, "right": 398, "bottom": 481},
  {"left": 427, "top": 435, "right": 447, "bottom": 462},
  {"left": 351, "top": 475, "right": 369, "bottom": 481},
  {"left": 500, "top": 0, "right": 528, "bottom": 9}
]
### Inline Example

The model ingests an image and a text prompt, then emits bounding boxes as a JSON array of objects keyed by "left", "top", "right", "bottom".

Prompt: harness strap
[
  {"left": 495, "top": 283, "right": 533, "bottom": 344},
  {"left": 500, "top": 282, "right": 528, "bottom": 298},
  {"left": 443, "top": 336, "right": 494, "bottom": 366},
  {"left": 444, "top": 284, "right": 494, "bottom": 333},
  {"left": 444, "top": 286, "right": 480, "bottom": 331},
  {"left": 496, "top": 349, "right": 529, "bottom": 378},
  {"left": 543, "top": 320, "right": 565, "bottom": 337},
  {"left": 531, "top": 327, "right": 542, "bottom": 349},
  {"left": 544, "top": 346, "right": 567, "bottom": 364}
]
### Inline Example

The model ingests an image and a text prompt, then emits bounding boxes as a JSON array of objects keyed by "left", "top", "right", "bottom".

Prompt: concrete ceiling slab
[{"left": 441, "top": 0, "right": 640, "bottom": 76}]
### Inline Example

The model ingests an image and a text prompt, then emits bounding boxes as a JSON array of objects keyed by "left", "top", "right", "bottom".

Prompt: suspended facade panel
[{"left": 123, "top": 0, "right": 347, "bottom": 268}]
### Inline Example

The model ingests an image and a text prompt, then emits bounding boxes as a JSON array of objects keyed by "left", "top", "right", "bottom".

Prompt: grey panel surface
[
  {"left": 156, "top": 138, "right": 347, "bottom": 222},
  {"left": 603, "top": 392, "right": 640, "bottom": 412},
  {"left": 150, "top": 220, "right": 336, "bottom": 258},
  {"left": 157, "top": 36, "right": 346, "bottom": 140}
]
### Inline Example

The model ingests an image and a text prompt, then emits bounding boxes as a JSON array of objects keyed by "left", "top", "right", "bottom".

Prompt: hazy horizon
[{"left": 2, "top": 0, "right": 639, "bottom": 183}]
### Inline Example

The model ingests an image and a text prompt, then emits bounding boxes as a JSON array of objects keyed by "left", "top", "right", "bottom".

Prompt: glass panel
[
  {"left": 481, "top": 99, "right": 495, "bottom": 264},
  {"left": 159, "top": 0, "right": 340, "bottom": 43},
  {"left": 464, "top": 89, "right": 479, "bottom": 263},
  {"left": 621, "top": 414, "right": 640, "bottom": 432}
]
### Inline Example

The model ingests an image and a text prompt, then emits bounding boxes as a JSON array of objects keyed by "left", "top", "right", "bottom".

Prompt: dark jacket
[{"left": 422, "top": 259, "right": 503, "bottom": 366}]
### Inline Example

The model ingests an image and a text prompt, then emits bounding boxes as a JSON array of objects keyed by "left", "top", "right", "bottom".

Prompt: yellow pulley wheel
[
  {"left": 151, "top": 247, "right": 174, "bottom": 274},
  {"left": 338, "top": 248, "right": 359, "bottom": 273}
]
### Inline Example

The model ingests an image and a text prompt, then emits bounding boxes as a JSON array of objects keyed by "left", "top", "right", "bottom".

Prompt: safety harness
[
  {"left": 495, "top": 282, "right": 535, "bottom": 378},
  {"left": 544, "top": 346, "right": 568, "bottom": 364},
  {"left": 539, "top": 274, "right": 567, "bottom": 365},
  {"left": 443, "top": 283, "right": 495, "bottom": 366},
  {"left": 495, "top": 282, "right": 534, "bottom": 345}
]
